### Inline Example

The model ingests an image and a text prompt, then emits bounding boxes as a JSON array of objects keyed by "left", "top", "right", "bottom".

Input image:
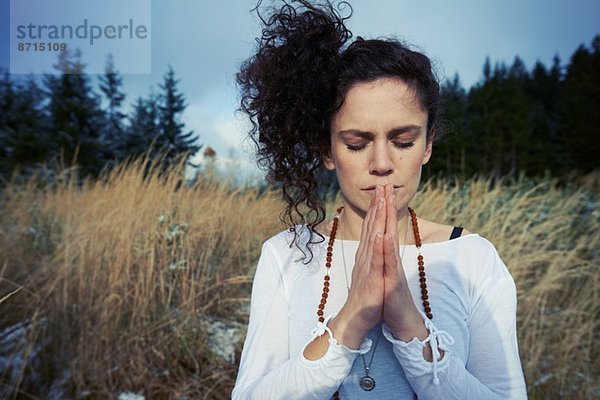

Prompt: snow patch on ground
[
  {"left": 202, "top": 317, "right": 247, "bottom": 364},
  {"left": 118, "top": 392, "right": 146, "bottom": 400}
]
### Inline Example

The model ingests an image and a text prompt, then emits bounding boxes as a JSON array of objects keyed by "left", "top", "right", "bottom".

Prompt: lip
[{"left": 361, "top": 185, "right": 401, "bottom": 191}]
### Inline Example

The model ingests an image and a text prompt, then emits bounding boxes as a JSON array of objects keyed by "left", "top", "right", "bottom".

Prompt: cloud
[{"left": 183, "top": 100, "right": 263, "bottom": 184}]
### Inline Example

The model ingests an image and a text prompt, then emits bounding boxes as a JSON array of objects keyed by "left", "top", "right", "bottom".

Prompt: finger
[
  {"left": 359, "top": 187, "right": 377, "bottom": 245},
  {"left": 356, "top": 187, "right": 377, "bottom": 262},
  {"left": 383, "top": 232, "right": 402, "bottom": 278},
  {"left": 362, "top": 186, "right": 381, "bottom": 265},
  {"left": 383, "top": 233, "right": 395, "bottom": 277},
  {"left": 370, "top": 185, "right": 386, "bottom": 270},
  {"left": 367, "top": 185, "right": 382, "bottom": 237},
  {"left": 372, "top": 185, "right": 386, "bottom": 238},
  {"left": 363, "top": 185, "right": 381, "bottom": 255},
  {"left": 385, "top": 184, "right": 398, "bottom": 240},
  {"left": 371, "top": 232, "right": 384, "bottom": 272}
]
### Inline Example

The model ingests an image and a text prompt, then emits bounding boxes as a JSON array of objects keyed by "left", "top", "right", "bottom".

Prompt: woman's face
[{"left": 324, "top": 78, "right": 433, "bottom": 217}]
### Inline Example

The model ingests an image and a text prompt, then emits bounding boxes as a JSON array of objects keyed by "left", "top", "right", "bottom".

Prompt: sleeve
[
  {"left": 232, "top": 239, "right": 371, "bottom": 400},
  {"left": 381, "top": 244, "right": 528, "bottom": 400}
]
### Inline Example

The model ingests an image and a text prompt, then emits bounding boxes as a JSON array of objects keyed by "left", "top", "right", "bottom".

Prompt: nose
[{"left": 369, "top": 142, "right": 394, "bottom": 176}]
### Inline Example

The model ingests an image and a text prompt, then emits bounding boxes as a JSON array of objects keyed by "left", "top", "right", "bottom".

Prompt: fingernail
[
  {"left": 378, "top": 199, "right": 384, "bottom": 209},
  {"left": 375, "top": 233, "right": 381, "bottom": 243}
]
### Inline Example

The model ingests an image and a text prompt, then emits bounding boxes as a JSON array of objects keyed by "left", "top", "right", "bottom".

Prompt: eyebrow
[{"left": 336, "top": 124, "right": 421, "bottom": 139}]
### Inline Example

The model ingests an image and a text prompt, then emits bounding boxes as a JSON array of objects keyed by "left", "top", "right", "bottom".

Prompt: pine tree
[
  {"left": 435, "top": 73, "right": 468, "bottom": 178},
  {"left": 526, "top": 57, "right": 563, "bottom": 175},
  {"left": 156, "top": 65, "right": 200, "bottom": 168},
  {"left": 466, "top": 61, "right": 501, "bottom": 176},
  {"left": 466, "top": 59, "right": 531, "bottom": 178},
  {"left": 0, "top": 70, "right": 15, "bottom": 180},
  {"left": 0, "top": 70, "right": 49, "bottom": 181},
  {"left": 45, "top": 48, "right": 105, "bottom": 177},
  {"left": 99, "top": 54, "right": 127, "bottom": 165},
  {"left": 557, "top": 36, "right": 600, "bottom": 173},
  {"left": 509, "top": 56, "right": 528, "bottom": 84},
  {"left": 482, "top": 57, "right": 492, "bottom": 83},
  {"left": 124, "top": 93, "right": 161, "bottom": 160},
  {"left": 503, "top": 57, "right": 531, "bottom": 176}
]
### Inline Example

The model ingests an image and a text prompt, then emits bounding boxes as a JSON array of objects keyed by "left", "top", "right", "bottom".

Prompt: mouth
[{"left": 361, "top": 185, "right": 401, "bottom": 191}]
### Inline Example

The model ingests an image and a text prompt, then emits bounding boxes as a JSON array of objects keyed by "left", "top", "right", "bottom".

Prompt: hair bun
[{"left": 238, "top": 0, "right": 352, "bottom": 150}]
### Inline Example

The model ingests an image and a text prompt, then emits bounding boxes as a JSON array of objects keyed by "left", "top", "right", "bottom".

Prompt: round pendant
[{"left": 359, "top": 375, "right": 376, "bottom": 391}]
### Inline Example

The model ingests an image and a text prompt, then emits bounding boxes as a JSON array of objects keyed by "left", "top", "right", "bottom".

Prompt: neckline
[{"left": 318, "top": 231, "right": 479, "bottom": 247}]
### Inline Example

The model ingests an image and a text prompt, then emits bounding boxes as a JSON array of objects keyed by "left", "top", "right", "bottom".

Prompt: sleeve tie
[{"left": 421, "top": 315, "right": 455, "bottom": 385}]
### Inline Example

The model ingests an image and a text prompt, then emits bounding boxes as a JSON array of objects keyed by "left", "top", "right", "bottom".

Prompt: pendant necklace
[{"left": 316, "top": 206, "right": 432, "bottom": 399}]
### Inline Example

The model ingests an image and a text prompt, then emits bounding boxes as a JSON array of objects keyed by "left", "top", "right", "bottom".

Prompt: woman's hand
[
  {"left": 380, "top": 184, "right": 427, "bottom": 341},
  {"left": 331, "top": 185, "right": 387, "bottom": 348},
  {"left": 305, "top": 186, "right": 388, "bottom": 356},
  {"left": 309, "top": 184, "right": 431, "bottom": 356}
]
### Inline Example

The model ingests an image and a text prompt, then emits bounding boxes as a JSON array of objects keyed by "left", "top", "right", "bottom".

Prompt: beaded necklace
[{"left": 317, "top": 206, "right": 432, "bottom": 399}]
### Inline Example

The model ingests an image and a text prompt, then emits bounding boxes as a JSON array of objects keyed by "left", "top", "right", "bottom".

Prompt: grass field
[{"left": 0, "top": 159, "right": 598, "bottom": 399}]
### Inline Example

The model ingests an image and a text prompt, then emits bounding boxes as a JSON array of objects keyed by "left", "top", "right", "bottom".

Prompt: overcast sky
[{"left": 1, "top": 0, "right": 598, "bottom": 182}]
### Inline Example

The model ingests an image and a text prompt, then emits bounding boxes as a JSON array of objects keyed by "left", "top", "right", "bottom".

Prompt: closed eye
[
  {"left": 346, "top": 144, "right": 366, "bottom": 152},
  {"left": 395, "top": 141, "right": 415, "bottom": 149},
  {"left": 346, "top": 141, "right": 415, "bottom": 152}
]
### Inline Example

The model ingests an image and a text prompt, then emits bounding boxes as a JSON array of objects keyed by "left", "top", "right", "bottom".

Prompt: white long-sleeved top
[{"left": 232, "top": 226, "right": 527, "bottom": 399}]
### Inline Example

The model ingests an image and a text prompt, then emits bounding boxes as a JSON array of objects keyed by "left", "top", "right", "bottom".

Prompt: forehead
[{"left": 331, "top": 78, "right": 427, "bottom": 129}]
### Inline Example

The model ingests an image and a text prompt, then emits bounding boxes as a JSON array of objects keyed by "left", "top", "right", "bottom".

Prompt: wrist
[
  {"left": 388, "top": 310, "right": 428, "bottom": 342},
  {"left": 329, "top": 308, "right": 368, "bottom": 350}
]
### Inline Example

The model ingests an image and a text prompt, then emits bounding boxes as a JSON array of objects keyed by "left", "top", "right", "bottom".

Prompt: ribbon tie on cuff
[
  {"left": 310, "top": 312, "right": 338, "bottom": 344},
  {"left": 421, "top": 316, "right": 455, "bottom": 385}
]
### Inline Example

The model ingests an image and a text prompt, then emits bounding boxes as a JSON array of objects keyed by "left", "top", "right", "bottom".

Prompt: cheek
[
  {"left": 334, "top": 154, "right": 360, "bottom": 175},
  {"left": 407, "top": 159, "right": 425, "bottom": 179},
  {"left": 335, "top": 163, "right": 354, "bottom": 185}
]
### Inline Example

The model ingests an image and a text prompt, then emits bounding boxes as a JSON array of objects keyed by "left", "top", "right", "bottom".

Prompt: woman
[{"left": 233, "top": 1, "right": 527, "bottom": 399}]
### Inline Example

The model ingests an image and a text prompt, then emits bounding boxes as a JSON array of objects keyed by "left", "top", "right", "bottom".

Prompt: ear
[
  {"left": 422, "top": 134, "right": 434, "bottom": 165},
  {"left": 322, "top": 149, "right": 336, "bottom": 171}
]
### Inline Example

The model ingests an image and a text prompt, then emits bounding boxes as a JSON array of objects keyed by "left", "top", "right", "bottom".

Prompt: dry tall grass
[{"left": 0, "top": 160, "right": 598, "bottom": 399}]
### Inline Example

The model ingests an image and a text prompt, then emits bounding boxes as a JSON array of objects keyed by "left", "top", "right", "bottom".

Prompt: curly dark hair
[{"left": 237, "top": 0, "right": 441, "bottom": 262}]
